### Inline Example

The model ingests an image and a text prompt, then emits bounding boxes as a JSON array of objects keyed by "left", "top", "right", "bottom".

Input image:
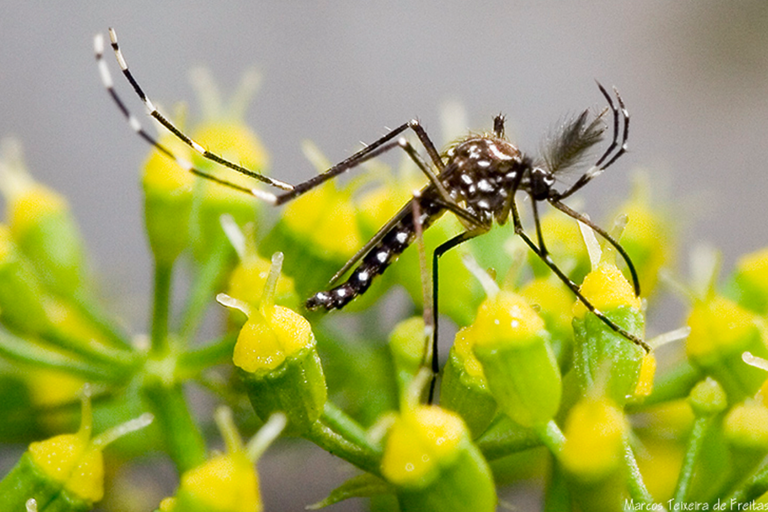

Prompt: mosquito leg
[
  {"left": 273, "top": 125, "right": 414, "bottom": 204},
  {"left": 273, "top": 121, "right": 449, "bottom": 205},
  {"left": 106, "top": 28, "right": 293, "bottom": 191},
  {"left": 397, "top": 139, "right": 469, "bottom": 217},
  {"left": 407, "top": 119, "right": 446, "bottom": 172},
  {"left": 100, "top": 30, "right": 410, "bottom": 207},
  {"left": 103, "top": 30, "right": 458, "bottom": 209},
  {"left": 549, "top": 199, "right": 641, "bottom": 297},
  {"left": 409, "top": 196, "right": 434, "bottom": 393},
  {"left": 429, "top": 228, "right": 485, "bottom": 402},
  {"left": 95, "top": 33, "right": 277, "bottom": 200},
  {"left": 531, "top": 199, "right": 548, "bottom": 252},
  {"left": 513, "top": 199, "right": 650, "bottom": 352}
]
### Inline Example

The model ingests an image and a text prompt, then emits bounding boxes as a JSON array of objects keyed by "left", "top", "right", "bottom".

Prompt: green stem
[
  {"left": 475, "top": 415, "right": 542, "bottom": 460},
  {"left": 534, "top": 420, "right": 566, "bottom": 456},
  {"left": 150, "top": 260, "right": 173, "bottom": 355},
  {"left": 180, "top": 243, "right": 231, "bottom": 341},
  {"left": 177, "top": 332, "right": 237, "bottom": 378},
  {"left": 0, "top": 329, "right": 126, "bottom": 382},
  {"left": 69, "top": 290, "right": 132, "bottom": 350},
  {"left": 142, "top": 380, "right": 207, "bottom": 473},
  {"left": 321, "top": 402, "right": 380, "bottom": 456},
  {"left": 44, "top": 326, "right": 136, "bottom": 369},
  {"left": 724, "top": 460, "right": 768, "bottom": 507},
  {"left": 543, "top": 459, "right": 571, "bottom": 512},
  {"left": 304, "top": 405, "right": 381, "bottom": 476},
  {"left": 672, "top": 416, "right": 712, "bottom": 504},
  {"left": 623, "top": 438, "right": 660, "bottom": 509}
]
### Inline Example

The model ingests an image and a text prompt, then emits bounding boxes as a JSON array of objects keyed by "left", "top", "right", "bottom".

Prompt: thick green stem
[
  {"left": 535, "top": 420, "right": 566, "bottom": 457},
  {"left": 624, "top": 438, "right": 660, "bottom": 508},
  {"left": 303, "top": 404, "right": 381, "bottom": 476},
  {"left": 142, "top": 380, "right": 206, "bottom": 473},
  {"left": 321, "top": 402, "right": 380, "bottom": 456},
  {"left": 180, "top": 243, "right": 231, "bottom": 340},
  {"left": 150, "top": 260, "right": 173, "bottom": 355},
  {"left": 672, "top": 416, "right": 712, "bottom": 505},
  {"left": 724, "top": 461, "right": 768, "bottom": 507},
  {"left": 543, "top": 459, "right": 571, "bottom": 512},
  {"left": 0, "top": 329, "right": 126, "bottom": 382}
]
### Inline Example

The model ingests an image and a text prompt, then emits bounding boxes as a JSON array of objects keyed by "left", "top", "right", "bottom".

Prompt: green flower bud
[
  {"left": 688, "top": 377, "right": 728, "bottom": 417},
  {"left": 519, "top": 277, "right": 574, "bottom": 368},
  {"left": 730, "top": 247, "right": 768, "bottom": 315},
  {"left": 188, "top": 121, "right": 264, "bottom": 262},
  {"left": 0, "top": 388, "right": 151, "bottom": 511},
  {"left": 572, "top": 262, "right": 646, "bottom": 405},
  {"left": 0, "top": 225, "right": 54, "bottom": 334},
  {"left": 466, "top": 291, "right": 561, "bottom": 428},
  {"left": 1, "top": 139, "right": 90, "bottom": 299},
  {"left": 611, "top": 176, "right": 675, "bottom": 297},
  {"left": 142, "top": 133, "right": 195, "bottom": 266},
  {"left": 220, "top": 254, "right": 326, "bottom": 433},
  {"left": 560, "top": 396, "right": 627, "bottom": 512},
  {"left": 440, "top": 327, "right": 497, "bottom": 439},
  {"left": 231, "top": 301, "right": 326, "bottom": 433},
  {"left": 381, "top": 405, "right": 496, "bottom": 512},
  {"left": 724, "top": 401, "right": 768, "bottom": 451},
  {"left": 686, "top": 295, "right": 768, "bottom": 401},
  {"left": 163, "top": 409, "right": 284, "bottom": 512},
  {"left": 388, "top": 316, "right": 428, "bottom": 393}
]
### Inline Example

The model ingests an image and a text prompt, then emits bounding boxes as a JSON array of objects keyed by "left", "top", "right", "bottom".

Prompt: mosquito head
[{"left": 529, "top": 166, "right": 555, "bottom": 200}]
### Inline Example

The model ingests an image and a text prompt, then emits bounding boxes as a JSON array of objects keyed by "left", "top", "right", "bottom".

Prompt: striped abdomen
[{"left": 305, "top": 197, "right": 445, "bottom": 311}]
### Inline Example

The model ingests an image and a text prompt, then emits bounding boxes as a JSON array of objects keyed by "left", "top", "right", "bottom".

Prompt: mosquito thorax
[{"left": 442, "top": 136, "right": 523, "bottom": 219}]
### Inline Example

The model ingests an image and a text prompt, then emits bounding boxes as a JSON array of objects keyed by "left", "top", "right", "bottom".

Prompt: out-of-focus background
[{"left": 1, "top": 2, "right": 767, "bottom": 511}]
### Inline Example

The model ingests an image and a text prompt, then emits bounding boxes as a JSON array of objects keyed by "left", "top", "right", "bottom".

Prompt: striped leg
[
  {"left": 98, "top": 29, "right": 461, "bottom": 210},
  {"left": 516, "top": 197, "right": 650, "bottom": 352},
  {"left": 94, "top": 33, "right": 279, "bottom": 202}
]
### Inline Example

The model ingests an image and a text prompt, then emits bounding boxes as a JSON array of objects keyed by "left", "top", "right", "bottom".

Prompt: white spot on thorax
[
  {"left": 488, "top": 142, "right": 515, "bottom": 160},
  {"left": 477, "top": 179, "right": 494, "bottom": 192}
]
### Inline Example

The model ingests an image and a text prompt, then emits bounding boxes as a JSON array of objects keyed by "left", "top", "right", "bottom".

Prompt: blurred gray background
[{"left": 2, "top": 2, "right": 768, "bottom": 511}]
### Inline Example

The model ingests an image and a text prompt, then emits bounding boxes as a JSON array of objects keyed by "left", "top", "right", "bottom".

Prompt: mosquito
[{"left": 95, "top": 28, "right": 650, "bottom": 382}]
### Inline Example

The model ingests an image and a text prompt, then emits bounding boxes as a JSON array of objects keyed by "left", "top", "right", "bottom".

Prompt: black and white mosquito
[{"left": 95, "top": 28, "right": 650, "bottom": 377}]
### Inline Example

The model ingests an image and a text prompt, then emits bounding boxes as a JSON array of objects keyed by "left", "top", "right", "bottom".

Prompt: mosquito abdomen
[{"left": 305, "top": 198, "right": 444, "bottom": 311}]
